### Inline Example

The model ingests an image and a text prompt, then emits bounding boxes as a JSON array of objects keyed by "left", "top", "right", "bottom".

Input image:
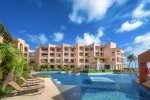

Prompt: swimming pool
[{"left": 36, "top": 72, "right": 150, "bottom": 100}]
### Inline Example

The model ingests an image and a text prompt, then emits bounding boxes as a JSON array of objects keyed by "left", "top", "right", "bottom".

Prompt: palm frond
[{"left": 0, "top": 21, "right": 13, "bottom": 42}]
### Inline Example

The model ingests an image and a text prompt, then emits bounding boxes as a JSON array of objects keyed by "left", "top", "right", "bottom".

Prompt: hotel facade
[{"left": 12, "top": 38, "right": 124, "bottom": 70}]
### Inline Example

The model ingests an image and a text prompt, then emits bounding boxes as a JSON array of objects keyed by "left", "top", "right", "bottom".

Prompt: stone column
[{"left": 139, "top": 62, "right": 148, "bottom": 83}]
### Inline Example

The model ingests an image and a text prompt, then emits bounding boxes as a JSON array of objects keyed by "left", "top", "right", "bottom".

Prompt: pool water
[{"left": 37, "top": 72, "right": 150, "bottom": 100}]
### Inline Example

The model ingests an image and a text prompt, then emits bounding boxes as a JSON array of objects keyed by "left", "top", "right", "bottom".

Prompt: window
[
  {"left": 64, "top": 59, "right": 68, "bottom": 63},
  {"left": 85, "top": 53, "right": 89, "bottom": 56},
  {"left": 85, "top": 59, "right": 89, "bottom": 63},
  {"left": 112, "top": 52, "right": 115, "bottom": 56},
  {"left": 71, "top": 54, "right": 74, "bottom": 57},
  {"left": 112, "top": 59, "right": 115, "bottom": 61},
  {"left": 50, "top": 59, "right": 55, "bottom": 63},
  {"left": 100, "top": 53, "right": 104, "bottom": 56},
  {"left": 57, "top": 49, "right": 61, "bottom": 52},
  {"left": 50, "top": 53, "right": 55, "bottom": 57},
  {"left": 56, "top": 54, "right": 60, "bottom": 57},
  {"left": 71, "top": 59, "right": 74, "bottom": 63},
  {"left": 70, "top": 48, "right": 74, "bottom": 52},
  {"left": 100, "top": 48, "right": 103, "bottom": 51},
  {"left": 50, "top": 48, "right": 55, "bottom": 52},
  {"left": 56, "top": 59, "right": 60, "bottom": 63},
  {"left": 64, "top": 53, "right": 68, "bottom": 57}
]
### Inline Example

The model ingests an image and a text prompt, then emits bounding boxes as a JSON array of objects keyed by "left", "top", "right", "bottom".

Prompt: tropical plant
[
  {"left": 93, "top": 57, "right": 99, "bottom": 64},
  {"left": 0, "top": 42, "right": 27, "bottom": 90},
  {"left": 127, "top": 54, "right": 137, "bottom": 68}
]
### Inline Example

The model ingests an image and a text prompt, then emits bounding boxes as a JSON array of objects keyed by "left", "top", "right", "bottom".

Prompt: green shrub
[
  {"left": 82, "top": 69, "right": 102, "bottom": 73},
  {"left": 96, "top": 70, "right": 102, "bottom": 72},
  {"left": 124, "top": 68, "right": 134, "bottom": 70},
  {"left": 113, "top": 70, "right": 121, "bottom": 73},
  {"left": 52, "top": 68, "right": 62, "bottom": 71},
  {"left": 105, "top": 69, "right": 113, "bottom": 72}
]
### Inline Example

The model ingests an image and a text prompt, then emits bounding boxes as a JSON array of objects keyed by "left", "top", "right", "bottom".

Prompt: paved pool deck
[
  {"left": 2, "top": 78, "right": 64, "bottom": 100},
  {"left": 135, "top": 78, "right": 150, "bottom": 89}
]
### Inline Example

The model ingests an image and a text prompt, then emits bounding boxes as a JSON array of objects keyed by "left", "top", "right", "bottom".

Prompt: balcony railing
[
  {"left": 50, "top": 55, "right": 55, "bottom": 57},
  {"left": 50, "top": 49, "right": 55, "bottom": 52},
  {"left": 50, "top": 61, "right": 55, "bottom": 63},
  {"left": 41, "top": 55, "right": 48, "bottom": 58},
  {"left": 41, "top": 50, "right": 48, "bottom": 52}
]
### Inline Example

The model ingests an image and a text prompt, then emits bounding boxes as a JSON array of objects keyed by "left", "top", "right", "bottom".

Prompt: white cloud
[
  {"left": 115, "top": 0, "right": 128, "bottom": 5},
  {"left": 38, "top": 34, "right": 48, "bottom": 44},
  {"left": 118, "top": 21, "right": 143, "bottom": 32},
  {"left": 125, "top": 32, "right": 150, "bottom": 55},
  {"left": 69, "top": 0, "right": 114, "bottom": 24},
  {"left": 76, "top": 27, "right": 104, "bottom": 45},
  {"left": 132, "top": 4, "right": 150, "bottom": 19},
  {"left": 28, "top": 33, "right": 48, "bottom": 44},
  {"left": 53, "top": 32, "right": 64, "bottom": 42}
]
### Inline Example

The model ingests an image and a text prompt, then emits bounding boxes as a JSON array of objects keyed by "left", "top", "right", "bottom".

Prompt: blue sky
[{"left": 0, "top": 0, "right": 150, "bottom": 56}]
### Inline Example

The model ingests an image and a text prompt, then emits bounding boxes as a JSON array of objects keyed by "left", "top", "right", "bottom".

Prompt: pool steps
[{"left": 54, "top": 79, "right": 61, "bottom": 85}]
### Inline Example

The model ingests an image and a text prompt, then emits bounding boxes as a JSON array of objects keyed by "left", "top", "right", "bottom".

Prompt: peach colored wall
[
  {"left": 138, "top": 50, "right": 150, "bottom": 83},
  {"left": 13, "top": 38, "right": 29, "bottom": 61}
]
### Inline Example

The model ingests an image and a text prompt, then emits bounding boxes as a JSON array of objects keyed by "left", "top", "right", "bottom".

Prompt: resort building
[
  {"left": 12, "top": 38, "right": 124, "bottom": 70},
  {"left": 35, "top": 42, "right": 124, "bottom": 70},
  {"left": 13, "top": 38, "right": 30, "bottom": 61}
]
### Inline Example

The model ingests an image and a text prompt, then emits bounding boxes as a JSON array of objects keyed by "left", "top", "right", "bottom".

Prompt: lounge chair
[
  {"left": 8, "top": 81, "right": 45, "bottom": 95},
  {"left": 19, "top": 77, "right": 44, "bottom": 85},
  {"left": 28, "top": 74, "right": 44, "bottom": 82}
]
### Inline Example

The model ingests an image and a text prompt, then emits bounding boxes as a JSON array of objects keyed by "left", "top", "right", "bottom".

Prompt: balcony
[
  {"left": 79, "top": 46, "right": 84, "bottom": 52},
  {"left": 95, "top": 52, "right": 99, "bottom": 56},
  {"left": 24, "top": 47, "right": 28, "bottom": 52},
  {"left": 24, "top": 50, "right": 28, "bottom": 53},
  {"left": 50, "top": 59, "right": 55, "bottom": 63},
  {"left": 85, "top": 48, "right": 89, "bottom": 52},
  {"left": 64, "top": 59, "right": 69, "bottom": 63},
  {"left": 70, "top": 60, "right": 74, "bottom": 63},
  {"left": 56, "top": 59, "right": 61, "bottom": 63},
  {"left": 41, "top": 59, "right": 48, "bottom": 63},
  {"left": 50, "top": 48, "right": 55, "bottom": 52},
  {"left": 95, "top": 47, "right": 99, "bottom": 52},
  {"left": 70, "top": 48, "right": 75, "bottom": 52},
  {"left": 79, "top": 59, "right": 84, "bottom": 63},
  {"left": 64, "top": 53, "right": 69, "bottom": 58},
  {"left": 56, "top": 49, "right": 61, "bottom": 52},
  {"left": 56, "top": 54, "right": 61, "bottom": 58},
  {"left": 41, "top": 50, "right": 48, "bottom": 53},
  {"left": 41, "top": 55, "right": 48, "bottom": 58},
  {"left": 70, "top": 54, "right": 74, "bottom": 58},
  {"left": 64, "top": 47, "right": 69, "bottom": 52},
  {"left": 85, "top": 59, "right": 89, "bottom": 63},
  {"left": 100, "top": 53, "right": 104, "bottom": 57}
]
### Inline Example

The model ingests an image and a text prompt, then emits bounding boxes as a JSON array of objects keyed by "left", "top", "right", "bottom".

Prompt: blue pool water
[{"left": 36, "top": 72, "right": 150, "bottom": 100}]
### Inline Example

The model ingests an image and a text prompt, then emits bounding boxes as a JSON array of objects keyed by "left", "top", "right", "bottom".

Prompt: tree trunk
[
  {"left": 2, "top": 67, "right": 14, "bottom": 90},
  {"left": 129, "top": 62, "right": 131, "bottom": 68}
]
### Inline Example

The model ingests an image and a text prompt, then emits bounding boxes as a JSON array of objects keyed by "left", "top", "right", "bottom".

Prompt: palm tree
[
  {"left": 0, "top": 22, "right": 28, "bottom": 90},
  {"left": 0, "top": 42, "right": 26, "bottom": 90},
  {"left": 91, "top": 57, "right": 99, "bottom": 69},
  {"left": 127, "top": 54, "right": 136, "bottom": 68}
]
